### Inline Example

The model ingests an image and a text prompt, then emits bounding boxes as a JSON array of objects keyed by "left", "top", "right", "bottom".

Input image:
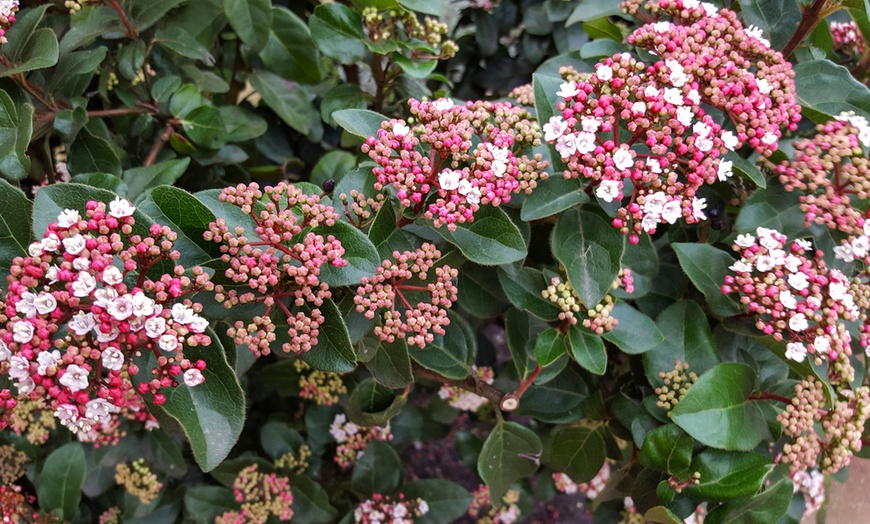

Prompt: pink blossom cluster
[
  {"left": 766, "top": 116, "right": 870, "bottom": 237},
  {"left": 437, "top": 366, "right": 494, "bottom": 411},
  {"left": 216, "top": 464, "right": 294, "bottom": 524},
  {"left": 792, "top": 469, "right": 826, "bottom": 516},
  {"left": 831, "top": 21, "right": 866, "bottom": 57},
  {"left": 553, "top": 462, "right": 611, "bottom": 499},
  {"left": 361, "top": 98, "right": 547, "bottom": 231},
  {"left": 722, "top": 228, "right": 862, "bottom": 384},
  {"left": 329, "top": 413, "right": 392, "bottom": 468},
  {"left": 354, "top": 494, "right": 429, "bottom": 524},
  {"left": 204, "top": 183, "right": 347, "bottom": 356},
  {"left": 0, "top": 199, "right": 212, "bottom": 441},
  {"left": 625, "top": 0, "right": 801, "bottom": 154},
  {"left": 0, "top": 0, "right": 18, "bottom": 45},
  {"left": 355, "top": 243, "right": 458, "bottom": 348},
  {"left": 467, "top": 485, "right": 521, "bottom": 524}
]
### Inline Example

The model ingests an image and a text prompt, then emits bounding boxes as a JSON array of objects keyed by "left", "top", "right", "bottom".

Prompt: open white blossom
[
  {"left": 108, "top": 196, "right": 135, "bottom": 218},
  {"left": 183, "top": 368, "right": 205, "bottom": 387},
  {"left": 12, "top": 321, "right": 34, "bottom": 344},
  {"left": 392, "top": 121, "right": 410, "bottom": 137},
  {"left": 57, "top": 209, "right": 81, "bottom": 228},
  {"left": 612, "top": 148, "right": 634, "bottom": 171},
  {"left": 596, "top": 64, "right": 613, "bottom": 82},
  {"left": 438, "top": 169, "right": 462, "bottom": 191},
  {"left": 543, "top": 116, "right": 568, "bottom": 142},
  {"left": 788, "top": 313, "right": 809, "bottom": 332},
  {"left": 595, "top": 180, "right": 622, "bottom": 203},
  {"left": 556, "top": 81, "right": 580, "bottom": 98},
  {"left": 60, "top": 364, "right": 90, "bottom": 392},
  {"left": 432, "top": 98, "right": 454, "bottom": 111},
  {"left": 101, "top": 347, "right": 125, "bottom": 371},
  {"left": 661, "top": 199, "right": 682, "bottom": 224},
  {"left": 785, "top": 342, "right": 807, "bottom": 362},
  {"left": 62, "top": 234, "right": 86, "bottom": 255}
]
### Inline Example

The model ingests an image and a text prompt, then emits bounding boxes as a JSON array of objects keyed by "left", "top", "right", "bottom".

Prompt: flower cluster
[
  {"left": 723, "top": 228, "right": 862, "bottom": 385},
  {"left": 337, "top": 188, "right": 385, "bottom": 229},
  {"left": 275, "top": 444, "right": 312, "bottom": 475},
  {"left": 362, "top": 98, "right": 547, "bottom": 230},
  {"left": 204, "top": 183, "right": 347, "bottom": 356},
  {"left": 553, "top": 462, "right": 611, "bottom": 499},
  {"left": 542, "top": 272, "right": 631, "bottom": 333},
  {"left": 437, "top": 366, "right": 494, "bottom": 411},
  {"left": 329, "top": 413, "right": 392, "bottom": 468},
  {"left": 0, "top": 484, "right": 41, "bottom": 523},
  {"left": 355, "top": 244, "right": 458, "bottom": 348},
  {"left": 0, "top": 0, "right": 18, "bottom": 45},
  {"left": 294, "top": 359, "right": 346, "bottom": 405},
  {"left": 792, "top": 468, "right": 826, "bottom": 516},
  {"left": 216, "top": 464, "right": 294, "bottom": 524},
  {"left": 625, "top": 0, "right": 800, "bottom": 154},
  {"left": 655, "top": 361, "right": 698, "bottom": 414},
  {"left": 467, "top": 485, "right": 521, "bottom": 524},
  {"left": 114, "top": 459, "right": 162, "bottom": 505},
  {"left": 353, "top": 494, "right": 429, "bottom": 524},
  {"left": 778, "top": 377, "right": 870, "bottom": 474},
  {"left": 0, "top": 444, "right": 26, "bottom": 485},
  {"left": 765, "top": 115, "right": 870, "bottom": 237},
  {"left": 362, "top": 7, "right": 457, "bottom": 59},
  {"left": 831, "top": 21, "right": 866, "bottom": 57},
  {"left": 0, "top": 393, "right": 56, "bottom": 445},
  {"left": 0, "top": 199, "right": 211, "bottom": 441}
]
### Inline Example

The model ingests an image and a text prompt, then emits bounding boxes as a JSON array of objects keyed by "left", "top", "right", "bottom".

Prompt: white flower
[
  {"left": 36, "top": 350, "right": 60, "bottom": 376},
  {"left": 683, "top": 0, "right": 700, "bottom": 8},
  {"left": 756, "top": 227, "right": 782, "bottom": 249},
  {"left": 779, "top": 289, "right": 797, "bottom": 310},
  {"left": 692, "top": 197, "right": 707, "bottom": 220},
  {"left": 330, "top": 414, "right": 349, "bottom": 442},
  {"left": 73, "top": 257, "right": 90, "bottom": 271},
  {"left": 438, "top": 169, "right": 462, "bottom": 191},
  {"left": 107, "top": 294, "right": 134, "bottom": 321},
  {"left": 72, "top": 272, "right": 97, "bottom": 298},
  {"left": 16, "top": 377, "right": 34, "bottom": 395},
  {"left": 158, "top": 334, "right": 179, "bottom": 352},
  {"left": 864, "top": 221, "right": 870, "bottom": 237},
  {"left": 641, "top": 213, "right": 660, "bottom": 232},
  {"left": 171, "top": 303, "right": 196, "bottom": 324},
  {"left": 465, "top": 186, "right": 481, "bottom": 204},
  {"left": 0, "top": 341, "right": 9, "bottom": 361},
  {"left": 188, "top": 316, "right": 209, "bottom": 334},
  {"left": 555, "top": 135, "right": 577, "bottom": 159},
  {"left": 12, "top": 321, "right": 34, "bottom": 344},
  {"left": 41, "top": 234, "right": 60, "bottom": 252},
  {"left": 8, "top": 356, "right": 29, "bottom": 380},
  {"left": 391, "top": 121, "right": 410, "bottom": 137},
  {"left": 734, "top": 233, "right": 756, "bottom": 248},
  {"left": 57, "top": 209, "right": 81, "bottom": 228},
  {"left": 612, "top": 148, "right": 634, "bottom": 171},
  {"left": 695, "top": 135, "right": 713, "bottom": 152},
  {"left": 653, "top": 21, "right": 671, "bottom": 33},
  {"left": 574, "top": 132, "right": 597, "bottom": 155},
  {"left": 556, "top": 81, "right": 580, "bottom": 98},
  {"left": 27, "top": 242, "right": 43, "bottom": 257},
  {"left": 693, "top": 121, "right": 712, "bottom": 138},
  {"left": 717, "top": 160, "right": 733, "bottom": 182},
  {"left": 761, "top": 132, "right": 778, "bottom": 145},
  {"left": 794, "top": 239, "right": 812, "bottom": 251},
  {"left": 581, "top": 117, "right": 601, "bottom": 133},
  {"left": 721, "top": 130, "right": 738, "bottom": 150},
  {"left": 144, "top": 316, "right": 167, "bottom": 339},
  {"left": 631, "top": 101, "right": 647, "bottom": 115},
  {"left": 813, "top": 336, "right": 831, "bottom": 354},
  {"left": 183, "top": 368, "right": 205, "bottom": 387},
  {"left": 96, "top": 326, "right": 120, "bottom": 343},
  {"left": 644, "top": 85, "right": 660, "bottom": 99},
  {"left": 756, "top": 78, "right": 773, "bottom": 95},
  {"left": 661, "top": 199, "right": 682, "bottom": 224},
  {"left": 666, "top": 59, "right": 687, "bottom": 87},
  {"left": 69, "top": 311, "right": 96, "bottom": 336},
  {"left": 54, "top": 404, "right": 79, "bottom": 425},
  {"left": 34, "top": 292, "right": 57, "bottom": 316},
  {"left": 60, "top": 364, "right": 90, "bottom": 392},
  {"left": 15, "top": 292, "right": 36, "bottom": 318},
  {"left": 418, "top": 501, "right": 429, "bottom": 515},
  {"left": 101, "top": 266, "right": 123, "bottom": 286},
  {"left": 746, "top": 25, "right": 771, "bottom": 48},
  {"left": 829, "top": 280, "right": 849, "bottom": 302},
  {"left": 851, "top": 235, "right": 869, "bottom": 258},
  {"left": 85, "top": 398, "right": 119, "bottom": 425},
  {"left": 62, "top": 234, "right": 86, "bottom": 255},
  {"left": 783, "top": 255, "right": 801, "bottom": 273},
  {"left": 676, "top": 106, "right": 693, "bottom": 126},
  {"left": 643, "top": 192, "right": 667, "bottom": 216},
  {"left": 755, "top": 255, "right": 775, "bottom": 272},
  {"left": 834, "top": 243, "right": 855, "bottom": 262},
  {"left": 595, "top": 180, "right": 622, "bottom": 203},
  {"left": 788, "top": 272, "right": 810, "bottom": 291},
  {"left": 686, "top": 89, "right": 700, "bottom": 106},
  {"left": 491, "top": 159, "right": 507, "bottom": 178},
  {"left": 130, "top": 293, "right": 155, "bottom": 318},
  {"left": 596, "top": 64, "right": 613, "bottom": 82},
  {"left": 664, "top": 88, "right": 684, "bottom": 105},
  {"left": 646, "top": 158, "right": 662, "bottom": 173},
  {"left": 432, "top": 98, "right": 454, "bottom": 111},
  {"left": 700, "top": 2, "right": 718, "bottom": 16},
  {"left": 785, "top": 342, "right": 807, "bottom": 362},
  {"left": 108, "top": 196, "right": 135, "bottom": 218},
  {"left": 729, "top": 260, "right": 752, "bottom": 273},
  {"left": 543, "top": 116, "right": 568, "bottom": 142},
  {"left": 788, "top": 313, "right": 809, "bottom": 332},
  {"left": 101, "top": 347, "right": 125, "bottom": 371}
]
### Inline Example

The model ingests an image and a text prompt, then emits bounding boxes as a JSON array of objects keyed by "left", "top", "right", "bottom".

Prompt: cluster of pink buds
[
  {"left": 0, "top": 199, "right": 212, "bottom": 442},
  {"left": 467, "top": 485, "right": 521, "bottom": 524},
  {"left": 722, "top": 228, "right": 862, "bottom": 384},
  {"left": 553, "top": 462, "right": 611, "bottom": 499},
  {"left": 437, "top": 366, "right": 494, "bottom": 411},
  {"left": 204, "top": 183, "right": 347, "bottom": 356},
  {"left": 216, "top": 464, "right": 294, "bottom": 524},
  {"left": 355, "top": 244, "right": 458, "bottom": 348},
  {"left": 353, "top": 494, "right": 429, "bottom": 524},
  {"left": 625, "top": 0, "right": 800, "bottom": 154},
  {"left": 328, "top": 413, "right": 392, "bottom": 468},
  {"left": 361, "top": 98, "right": 547, "bottom": 231},
  {"left": 765, "top": 115, "right": 870, "bottom": 237},
  {"left": 0, "top": 0, "right": 18, "bottom": 45},
  {"left": 831, "top": 21, "right": 866, "bottom": 57}
]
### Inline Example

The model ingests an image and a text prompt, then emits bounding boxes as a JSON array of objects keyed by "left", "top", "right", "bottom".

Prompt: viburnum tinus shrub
[{"left": 2, "top": 0, "right": 870, "bottom": 522}]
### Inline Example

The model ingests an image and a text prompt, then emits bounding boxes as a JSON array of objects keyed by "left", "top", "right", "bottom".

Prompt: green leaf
[
  {"left": 671, "top": 363, "right": 770, "bottom": 451},
  {"left": 0, "top": 179, "right": 32, "bottom": 277},
  {"left": 54, "top": 105, "right": 89, "bottom": 144},
  {"left": 0, "top": 6, "right": 59, "bottom": 77},
  {"left": 705, "top": 479, "right": 793, "bottom": 524},
  {"left": 392, "top": 53, "right": 437, "bottom": 79},
  {"left": 504, "top": 308, "right": 543, "bottom": 380},
  {"left": 367, "top": 340, "right": 414, "bottom": 388},
  {"left": 37, "top": 443, "right": 86, "bottom": 520},
  {"left": 602, "top": 302, "right": 663, "bottom": 354},
  {"left": 183, "top": 486, "right": 237, "bottom": 523},
  {"left": 644, "top": 301, "right": 721, "bottom": 385},
  {"left": 410, "top": 311, "right": 474, "bottom": 379},
  {"left": 59, "top": 6, "right": 124, "bottom": 54},
  {"left": 644, "top": 506, "right": 684, "bottom": 524},
  {"left": 498, "top": 267, "right": 561, "bottom": 321},
  {"left": 432, "top": 206, "right": 527, "bottom": 266},
  {"left": 399, "top": 479, "right": 472, "bottom": 524},
  {"left": 311, "top": 151, "right": 356, "bottom": 187},
  {"left": 552, "top": 208, "right": 624, "bottom": 306},
  {"left": 181, "top": 105, "right": 227, "bottom": 150},
  {"left": 478, "top": 421, "right": 543, "bottom": 500},
  {"left": 219, "top": 106, "right": 267, "bottom": 143},
  {"left": 639, "top": 424, "right": 693, "bottom": 478},
  {"left": 259, "top": 420, "right": 304, "bottom": 460},
  {"left": 0, "top": 90, "right": 32, "bottom": 180},
  {"left": 458, "top": 264, "right": 510, "bottom": 318},
  {"left": 155, "top": 328, "right": 246, "bottom": 472},
  {"left": 566, "top": 0, "right": 624, "bottom": 26},
  {"left": 534, "top": 328, "right": 567, "bottom": 367},
  {"left": 671, "top": 243, "right": 741, "bottom": 317},
  {"left": 169, "top": 84, "right": 206, "bottom": 119},
  {"left": 734, "top": 181, "right": 808, "bottom": 239},
  {"left": 260, "top": 7, "right": 322, "bottom": 84},
  {"left": 332, "top": 108, "right": 389, "bottom": 138},
  {"left": 352, "top": 440, "right": 403, "bottom": 495},
  {"left": 300, "top": 298, "right": 356, "bottom": 373},
  {"left": 543, "top": 426, "right": 605, "bottom": 483},
  {"left": 313, "top": 220, "right": 380, "bottom": 287},
  {"left": 725, "top": 152, "right": 766, "bottom": 189},
  {"left": 567, "top": 325, "right": 607, "bottom": 375},
  {"left": 520, "top": 175, "right": 589, "bottom": 221},
  {"left": 291, "top": 475, "right": 340, "bottom": 524},
  {"left": 123, "top": 158, "right": 190, "bottom": 201},
  {"left": 739, "top": 0, "right": 801, "bottom": 50},
  {"left": 794, "top": 59, "right": 870, "bottom": 123},
  {"left": 32, "top": 183, "right": 152, "bottom": 239},
  {"left": 138, "top": 185, "right": 220, "bottom": 266},
  {"left": 533, "top": 74, "right": 568, "bottom": 175},
  {"left": 131, "top": 0, "right": 185, "bottom": 31},
  {"left": 48, "top": 47, "right": 108, "bottom": 99},
  {"left": 321, "top": 85, "right": 369, "bottom": 127},
  {"left": 309, "top": 4, "right": 367, "bottom": 64},
  {"left": 683, "top": 449, "right": 773, "bottom": 500},
  {"left": 250, "top": 71, "right": 322, "bottom": 139},
  {"left": 346, "top": 378, "right": 406, "bottom": 426},
  {"left": 397, "top": 0, "right": 446, "bottom": 16},
  {"left": 223, "top": 0, "right": 272, "bottom": 50},
  {"left": 68, "top": 128, "right": 122, "bottom": 176}
]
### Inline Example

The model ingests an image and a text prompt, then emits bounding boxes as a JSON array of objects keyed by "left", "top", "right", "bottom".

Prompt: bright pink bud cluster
[
  {"left": 204, "top": 183, "right": 347, "bottom": 357},
  {"left": 361, "top": 98, "right": 547, "bottom": 231},
  {"left": 354, "top": 494, "right": 429, "bottom": 524},
  {"left": 0, "top": 199, "right": 212, "bottom": 441},
  {"left": 625, "top": 0, "right": 801, "bottom": 154},
  {"left": 0, "top": 0, "right": 18, "bottom": 45},
  {"left": 831, "top": 21, "right": 866, "bottom": 57},
  {"left": 355, "top": 243, "right": 458, "bottom": 348}
]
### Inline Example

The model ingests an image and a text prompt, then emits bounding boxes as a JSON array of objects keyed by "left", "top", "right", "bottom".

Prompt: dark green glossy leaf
[
  {"left": 505, "top": 308, "right": 543, "bottom": 380},
  {"left": 259, "top": 420, "right": 304, "bottom": 460},
  {"left": 534, "top": 328, "right": 567, "bottom": 367},
  {"left": 346, "top": 378, "right": 406, "bottom": 426},
  {"left": 0, "top": 178, "right": 31, "bottom": 278},
  {"left": 37, "top": 442, "right": 86, "bottom": 521},
  {"left": 498, "top": 267, "right": 561, "bottom": 321},
  {"left": 220, "top": 106, "right": 268, "bottom": 143},
  {"left": 644, "top": 301, "right": 721, "bottom": 385},
  {"left": 543, "top": 426, "right": 605, "bottom": 483},
  {"left": 183, "top": 486, "right": 236, "bottom": 523},
  {"left": 433, "top": 206, "right": 527, "bottom": 266},
  {"left": 314, "top": 220, "right": 379, "bottom": 287},
  {"left": 0, "top": 90, "right": 32, "bottom": 180},
  {"left": 309, "top": 4, "right": 366, "bottom": 64},
  {"left": 250, "top": 71, "right": 322, "bottom": 139},
  {"left": 131, "top": 0, "right": 185, "bottom": 31},
  {"left": 683, "top": 449, "right": 773, "bottom": 500},
  {"left": 672, "top": 243, "right": 741, "bottom": 317},
  {"left": 734, "top": 181, "right": 807, "bottom": 239},
  {"left": 123, "top": 158, "right": 190, "bottom": 201},
  {"left": 399, "top": 479, "right": 472, "bottom": 524},
  {"left": 410, "top": 311, "right": 474, "bottom": 379},
  {"left": 366, "top": 340, "right": 413, "bottom": 388},
  {"left": 332, "top": 108, "right": 389, "bottom": 138},
  {"left": 68, "top": 128, "right": 122, "bottom": 176},
  {"left": 138, "top": 185, "right": 220, "bottom": 266},
  {"left": 567, "top": 325, "right": 607, "bottom": 375},
  {"left": 352, "top": 440, "right": 403, "bottom": 495},
  {"left": 639, "top": 424, "right": 693, "bottom": 478},
  {"left": 740, "top": 0, "right": 801, "bottom": 50},
  {"left": 300, "top": 299, "right": 356, "bottom": 373},
  {"left": 478, "top": 421, "right": 542, "bottom": 500},
  {"left": 223, "top": 0, "right": 272, "bottom": 50},
  {"left": 794, "top": 59, "right": 870, "bottom": 123},
  {"left": 602, "top": 302, "right": 663, "bottom": 354},
  {"left": 705, "top": 479, "right": 793, "bottom": 524},
  {"left": 566, "top": 0, "right": 623, "bottom": 25},
  {"left": 520, "top": 175, "right": 589, "bottom": 221},
  {"left": 291, "top": 475, "right": 340, "bottom": 524},
  {"left": 0, "top": 6, "right": 59, "bottom": 77},
  {"left": 726, "top": 152, "right": 766, "bottom": 189},
  {"left": 32, "top": 183, "right": 152, "bottom": 239},
  {"left": 260, "top": 6, "right": 322, "bottom": 84},
  {"left": 181, "top": 105, "right": 227, "bottom": 149},
  {"left": 321, "top": 84, "right": 369, "bottom": 127}
]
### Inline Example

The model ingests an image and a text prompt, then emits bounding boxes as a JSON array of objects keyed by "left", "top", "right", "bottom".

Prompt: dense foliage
[{"left": 2, "top": 0, "right": 870, "bottom": 522}]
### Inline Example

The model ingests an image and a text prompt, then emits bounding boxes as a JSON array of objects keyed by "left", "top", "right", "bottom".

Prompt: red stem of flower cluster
[{"left": 781, "top": 0, "right": 830, "bottom": 58}]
